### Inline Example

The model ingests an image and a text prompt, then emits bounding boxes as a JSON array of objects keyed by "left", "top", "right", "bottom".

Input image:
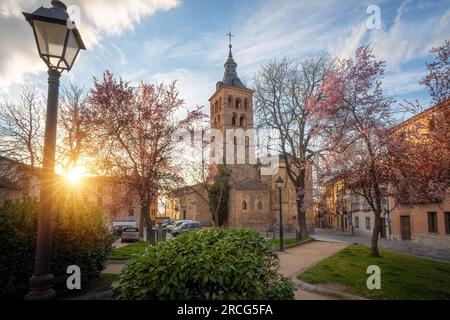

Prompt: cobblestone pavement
[{"left": 312, "top": 228, "right": 450, "bottom": 263}]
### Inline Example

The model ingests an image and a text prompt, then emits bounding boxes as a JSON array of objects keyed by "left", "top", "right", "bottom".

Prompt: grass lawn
[
  {"left": 108, "top": 241, "right": 150, "bottom": 260},
  {"left": 268, "top": 236, "right": 310, "bottom": 249},
  {"left": 298, "top": 244, "right": 450, "bottom": 300}
]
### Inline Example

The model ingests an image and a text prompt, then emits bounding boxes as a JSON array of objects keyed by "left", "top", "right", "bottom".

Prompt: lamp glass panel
[
  {"left": 33, "top": 20, "right": 67, "bottom": 61},
  {"left": 63, "top": 30, "right": 80, "bottom": 69}
]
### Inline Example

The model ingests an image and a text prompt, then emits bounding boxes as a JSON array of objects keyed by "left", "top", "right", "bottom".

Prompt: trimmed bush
[
  {"left": 112, "top": 228, "right": 294, "bottom": 300},
  {"left": 0, "top": 198, "right": 115, "bottom": 299}
]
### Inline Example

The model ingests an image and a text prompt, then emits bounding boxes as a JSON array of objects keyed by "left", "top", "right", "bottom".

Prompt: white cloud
[
  {"left": 0, "top": 0, "right": 180, "bottom": 91},
  {"left": 369, "top": 3, "right": 450, "bottom": 71},
  {"left": 383, "top": 69, "right": 426, "bottom": 95},
  {"left": 332, "top": 21, "right": 368, "bottom": 59},
  {"left": 144, "top": 37, "right": 178, "bottom": 58},
  {"left": 149, "top": 68, "right": 216, "bottom": 111},
  {"left": 81, "top": 0, "right": 179, "bottom": 37}
]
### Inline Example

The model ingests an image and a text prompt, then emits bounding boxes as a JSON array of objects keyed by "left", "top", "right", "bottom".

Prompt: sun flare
[{"left": 66, "top": 166, "right": 85, "bottom": 184}]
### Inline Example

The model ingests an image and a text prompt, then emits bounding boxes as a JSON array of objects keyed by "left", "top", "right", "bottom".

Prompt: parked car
[
  {"left": 171, "top": 221, "right": 201, "bottom": 237},
  {"left": 165, "top": 220, "right": 186, "bottom": 232},
  {"left": 162, "top": 220, "right": 174, "bottom": 229},
  {"left": 112, "top": 220, "right": 137, "bottom": 236},
  {"left": 121, "top": 227, "right": 140, "bottom": 243}
]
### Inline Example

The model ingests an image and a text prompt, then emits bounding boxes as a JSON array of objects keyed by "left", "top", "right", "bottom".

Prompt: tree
[
  {"left": 420, "top": 39, "right": 449, "bottom": 104},
  {"left": 87, "top": 71, "right": 203, "bottom": 243},
  {"left": 388, "top": 105, "right": 450, "bottom": 205},
  {"left": 57, "top": 83, "right": 89, "bottom": 175},
  {"left": 254, "top": 55, "right": 336, "bottom": 239},
  {"left": 388, "top": 39, "right": 450, "bottom": 206},
  {"left": 320, "top": 46, "right": 395, "bottom": 257},
  {"left": 182, "top": 127, "right": 231, "bottom": 227},
  {"left": 0, "top": 88, "right": 44, "bottom": 167}
]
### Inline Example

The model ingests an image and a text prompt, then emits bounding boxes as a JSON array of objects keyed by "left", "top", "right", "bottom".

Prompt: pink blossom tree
[
  {"left": 87, "top": 71, "right": 203, "bottom": 242},
  {"left": 319, "top": 46, "right": 395, "bottom": 256}
]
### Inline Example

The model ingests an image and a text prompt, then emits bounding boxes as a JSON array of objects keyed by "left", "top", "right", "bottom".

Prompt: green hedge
[
  {"left": 0, "top": 198, "right": 115, "bottom": 299},
  {"left": 112, "top": 228, "right": 294, "bottom": 300}
]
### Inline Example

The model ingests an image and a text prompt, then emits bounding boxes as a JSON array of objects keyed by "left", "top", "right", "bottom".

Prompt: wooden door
[{"left": 400, "top": 216, "right": 411, "bottom": 240}]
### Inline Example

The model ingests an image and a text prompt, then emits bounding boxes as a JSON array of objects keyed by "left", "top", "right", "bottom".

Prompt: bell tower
[{"left": 209, "top": 32, "right": 255, "bottom": 165}]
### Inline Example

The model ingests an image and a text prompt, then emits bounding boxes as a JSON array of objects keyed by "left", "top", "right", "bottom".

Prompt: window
[
  {"left": 232, "top": 113, "right": 237, "bottom": 126},
  {"left": 365, "top": 217, "right": 371, "bottom": 230},
  {"left": 354, "top": 216, "right": 359, "bottom": 229},
  {"left": 219, "top": 97, "right": 222, "bottom": 111},
  {"left": 257, "top": 201, "right": 263, "bottom": 210},
  {"left": 428, "top": 118, "right": 435, "bottom": 131},
  {"left": 214, "top": 101, "right": 218, "bottom": 113},
  {"left": 236, "top": 98, "right": 241, "bottom": 109},
  {"left": 428, "top": 212, "right": 438, "bottom": 233},
  {"left": 239, "top": 115, "right": 246, "bottom": 127},
  {"left": 242, "top": 201, "right": 247, "bottom": 210},
  {"left": 228, "top": 96, "right": 233, "bottom": 108},
  {"left": 445, "top": 212, "right": 450, "bottom": 235},
  {"left": 244, "top": 98, "right": 248, "bottom": 110},
  {"left": 22, "top": 177, "right": 30, "bottom": 196}
]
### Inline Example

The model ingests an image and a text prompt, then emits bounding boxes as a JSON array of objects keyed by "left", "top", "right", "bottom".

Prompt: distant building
[
  {"left": 317, "top": 100, "right": 449, "bottom": 248},
  {"left": 0, "top": 156, "right": 157, "bottom": 227},
  {"left": 167, "top": 41, "right": 315, "bottom": 234},
  {"left": 0, "top": 156, "right": 41, "bottom": 204},
  {"left": 317, "top": 178, "right": 390, "bottom": 238},
  {"left": 389, "top": 100, "right": 450, "bottom": 247}
]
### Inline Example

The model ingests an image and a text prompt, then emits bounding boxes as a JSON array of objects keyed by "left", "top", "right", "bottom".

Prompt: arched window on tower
[
  {"left": 232, "top": 113, "right": 237, "bottom": 126},
  {"left": 257, "top": 200, "right": 263, "bottom": 210},
  {"left": 244, "top": 98, "right": 248, "bottom": 110},
  {"left": 228, "top": 96, "right": 233, "bottom": 108},
  {"left": 214, "top": 101, "right": 218, "bottom": 113},
  {"left": 239, "top": 115, "right": 246, "bottom": 127},
  {"left": 236, "top": 98, "right": 241, "bottom": 109},
  {"left": 217, "top": 115, "right": 221, "bottom": 125},
  {"left": 219, "top": 97, "right": 222, "bottom": 111},
  {"left": 242, "top": 201, "right": 247, "bottom": 210}
]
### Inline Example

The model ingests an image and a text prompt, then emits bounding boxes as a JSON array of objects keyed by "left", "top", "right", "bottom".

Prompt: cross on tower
[{"left": 227, "top": 31, "right": 233, "bottom": 47}]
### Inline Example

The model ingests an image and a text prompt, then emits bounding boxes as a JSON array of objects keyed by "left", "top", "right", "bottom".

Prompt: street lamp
[
  {"left": 275, "top": 176, "right": 285, "bottom": 252},
  {"left": 23, "top": 0, "right": 85, "bottom": 300}
]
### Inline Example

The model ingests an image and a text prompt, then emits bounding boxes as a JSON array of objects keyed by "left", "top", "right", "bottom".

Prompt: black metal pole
[
  {"left": 278, "top": 188, "right": 284, "bottom": 252},
  {"left": 26, "top": 69, "right": 60, "bottom": 300}
]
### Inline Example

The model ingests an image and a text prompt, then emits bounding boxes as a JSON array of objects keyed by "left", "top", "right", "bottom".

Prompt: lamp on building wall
[
  {"left": 23, "top": 0, "right": 85, "bottom": 300},
  {"left": 275, "top": 176, "right": 285, "bottom": 252}
]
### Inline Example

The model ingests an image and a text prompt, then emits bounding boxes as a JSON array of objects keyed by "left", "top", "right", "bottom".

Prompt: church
[{"left": 167, "top": 37, "right": 315, "bottom": 234}]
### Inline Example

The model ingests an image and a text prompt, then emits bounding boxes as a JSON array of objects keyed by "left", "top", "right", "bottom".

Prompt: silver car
[
  {"left": 121, "top": 227, "right": 140, "bottom": 242},
  {"left": 171, "top": 221, "right": 201, "bottom": 236},
  {"left": 165, "top": 220, "right": 186, "bottom": 232}
]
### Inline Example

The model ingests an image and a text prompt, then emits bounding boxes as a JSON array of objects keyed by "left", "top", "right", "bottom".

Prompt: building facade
[
  {"left": 168, "top": 41, "right": 315, "bottom": 234},
  {"left": 389, "top": 101, "right": 450, "bottom": 247},
  {"left": 317, "top": 101, "right": 449, "bottom": 247}
]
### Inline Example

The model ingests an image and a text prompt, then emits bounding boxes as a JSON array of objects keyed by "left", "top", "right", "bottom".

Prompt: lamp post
[
  {"left": 275, "top": 176, "right": 285, "bottom": 252},
  {"left": 23, "top": 0, "right": 85, "bottom": 300}
]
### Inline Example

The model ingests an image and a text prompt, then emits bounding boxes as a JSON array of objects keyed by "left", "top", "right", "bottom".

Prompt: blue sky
[{"left": 1, "top": 0, "right": 449, "bottom": 112}]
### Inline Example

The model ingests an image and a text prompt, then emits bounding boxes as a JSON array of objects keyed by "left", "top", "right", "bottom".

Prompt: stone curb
[
  {"left": 106, "top": 260, "right": 127, "bottom": 264},
  {"left": 291, "top": 278, "right": 369, "bottom": 300},
  {"left": 273, "top": 237, "right": 315, "bottom": 253}
]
